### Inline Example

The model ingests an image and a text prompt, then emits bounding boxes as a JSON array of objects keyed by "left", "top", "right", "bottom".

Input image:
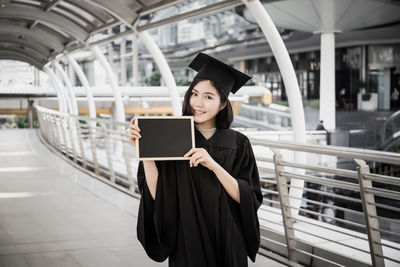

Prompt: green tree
[
  {"left": 2, "top": 115, "right": 28, "bottom": 129},
  {"left": 145, "top": 71, "right": 161, "bottom": 86}
]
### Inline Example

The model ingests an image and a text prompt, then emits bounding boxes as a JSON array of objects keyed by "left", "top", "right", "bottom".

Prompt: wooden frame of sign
[{"left": 135, "top": 116, "right": 195, "bottom": 161}]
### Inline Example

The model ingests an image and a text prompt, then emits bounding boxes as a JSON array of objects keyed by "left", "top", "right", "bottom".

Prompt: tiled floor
[{"left": 0, "top": 129, "right": 285, "bottom": 267}]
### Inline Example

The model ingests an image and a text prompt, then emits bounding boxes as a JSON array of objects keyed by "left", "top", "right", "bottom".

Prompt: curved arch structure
[
  {"left": 0, "top": 5, "right": 88, "bottom": 41},
  {"left": 0, "top": 51, "right": 42, "bottom": 69},
  {"left": 0, "top": 22, "right": 66, "bottom": 55},
  {"left": 0, "top": 36, "right": 50, "bottom": 57},
  {"left": 0, "top": 45, "right": 47, "bottom": 63},
  {"left": 0, "top": 1, "right": 189, "bottom": 69}
]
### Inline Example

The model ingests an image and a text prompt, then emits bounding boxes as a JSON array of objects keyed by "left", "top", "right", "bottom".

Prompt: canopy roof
[
  {"left": 0, "top": 0, "right": 186, "bottom": 69},
  {"left": 0, "top": 0, "right": 399, "bottom": 70}
]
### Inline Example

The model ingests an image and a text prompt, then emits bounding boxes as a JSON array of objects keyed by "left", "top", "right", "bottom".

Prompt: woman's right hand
[{"left": 129, "top": 117, "right": 141, "bottom": 146}]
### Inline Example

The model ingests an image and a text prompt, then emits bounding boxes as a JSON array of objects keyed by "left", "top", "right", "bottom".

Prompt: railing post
[
  {"left": 50, "top": 114, "right": 59, "bottom": 150},
  {"left": 88, "top": 121, "right": 100, "bottom": 175},
  {"left": 102, "top": 124, "right": 116, "bottom": 183},
  {"left": 60, "top": 116, "right": 69, "bottom": 154},
  {"left": 74, "top": 117, "right": 87, "bottom": 169},
  {"left": 68, "top": 117, "right": 78, "bottom": 163},
  {"left": 354, "top": 159, "right": 385, "bottom": 267},
  {"left": 46, "top": 114, "right": 52, "bottom": 144},
  {"left": 120, "top": 127, "right": 134, "bottom": 189},
  {"left": 44, "top": 114, "right": 51, "bottom": 144},
  {"left": 39, "top": 112, "right": 47, "bottom": 142},
  {"left": 271, "top": 148, "right": 297, "bottom": 262}
]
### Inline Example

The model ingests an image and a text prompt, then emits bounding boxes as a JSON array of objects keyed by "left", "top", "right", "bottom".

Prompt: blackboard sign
[{"left": 136, "top": 116, "right": 195, "bottom": 160}]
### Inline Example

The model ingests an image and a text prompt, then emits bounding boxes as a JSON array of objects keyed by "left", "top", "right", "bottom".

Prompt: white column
[
  {"left": 67, "top": 56, "right": 97, "bottom": 119},
  {"left": 120, "top": 25, "right": 127, "bottom": 86},
  {"left": 132, "top": 33, "right": 139, "bottom": 86},
  {"left": 44, "top": 67, "right": 65, "bottom": 113},
  {"left": 107, "top": 28, "right": 114, "bottom": 71},
  {"left": 242, "top": 0, "right": 306, "bottom": 217},
  {"left": 91, "top": 45, "right": 126, "bottom": 122},
  {"left": 138, "top": 31, "right": 181, "bottom": 116},
  {"left": 54, "top": 62, "right": 79, "bottom": 115},
  {"left": 319, "top": 32, "right": 336, "bottom": 130},
  {"left": 46, "top": 67, "right": 71, "bottom": 114}
]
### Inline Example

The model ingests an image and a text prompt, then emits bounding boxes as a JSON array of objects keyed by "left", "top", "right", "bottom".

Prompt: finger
[
  {"left": 130, "top": 133, "right": 141, "bottom": 140},
  {"left": 190, "top": 151, "right": 201, "bottom": 160},
  {"left": 191, "top": 153, "right": 203, "bottom": 167},
  {"left": 193, "top": 156, "right": 205, "bottom": 167},
  {"left": 129, "top": 124, "right": 140, "bottom": 131},
  {"left": 129, "top": 128, "right": 141, "bottom": 136},
  {"left": 184, "top": 148, "right": 198, "bottom": 158},
  {"left": 129, "top": 129, "right": 141, "bottom": 136},
  {"left": 190, "top": 156, "right": 198, "bottom": 167}
]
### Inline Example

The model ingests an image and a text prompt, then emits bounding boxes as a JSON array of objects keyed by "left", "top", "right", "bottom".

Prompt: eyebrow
[{"left": 192, "top": 88, "right": 216, "bottom": 96}]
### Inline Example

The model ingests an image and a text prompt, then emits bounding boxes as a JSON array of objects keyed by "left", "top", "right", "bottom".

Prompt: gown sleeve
[
  {"left": 231, "top": 136, "right": 263, "bottom": 262},
  {"left": 136, "top": 161, "right": 178, "bottom": 262}
]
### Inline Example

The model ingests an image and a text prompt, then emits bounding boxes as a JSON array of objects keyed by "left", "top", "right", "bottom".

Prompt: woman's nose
[{"left": 193, "top": 98, "right": 204, "bottom": 107}]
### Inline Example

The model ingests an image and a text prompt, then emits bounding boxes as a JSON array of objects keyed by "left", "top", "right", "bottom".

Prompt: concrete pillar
[
  {"left": 27, "top": 100, "right": 34, "bottom": 128},
  {"left": 319, "top": 32, "right": 336, "bottom": 130},
  {"left": 120, "top": 25, "right": 127, "bottom": 86},
  {"left": 132, "top": 33, "right": 139, "bottom": 86},
  {"left": 33, "top": 68, "right": 39, "bottom": 86}
]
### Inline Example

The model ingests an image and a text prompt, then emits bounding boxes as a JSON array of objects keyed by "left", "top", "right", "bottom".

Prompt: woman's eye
[
  {"left": 205, "top": 95, "right": 212, "bottom": 100},
  {"left": 191, "top": 92, "right": 197, "bottom": 96}
]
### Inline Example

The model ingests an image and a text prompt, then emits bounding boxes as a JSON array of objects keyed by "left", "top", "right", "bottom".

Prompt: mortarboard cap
[{"left": 188, "top": 53, "right": 251, "bottom": 95}]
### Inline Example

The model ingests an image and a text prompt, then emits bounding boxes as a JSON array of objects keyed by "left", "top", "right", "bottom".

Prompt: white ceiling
[{"left": 245, "top": 0, "right": 400, "bottom": 32}]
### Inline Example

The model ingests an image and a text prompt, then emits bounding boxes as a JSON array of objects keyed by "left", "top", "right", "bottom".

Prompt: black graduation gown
[{"left": 137, "top": 128, "right": 262, "bottom": 267}]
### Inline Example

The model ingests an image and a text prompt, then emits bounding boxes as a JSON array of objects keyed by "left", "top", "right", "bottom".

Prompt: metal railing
[
  {"left": 36, "top": 105, "right": 137, "bottom": 192},
  {"left": 235, "top": 103, "right": 291, "bottom": 130},
  {"left": 35, "top": 105, "right": 400, "bottom": 267}
]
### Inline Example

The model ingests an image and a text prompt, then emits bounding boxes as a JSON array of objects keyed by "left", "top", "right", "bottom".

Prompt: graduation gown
[{"left": 137, "top": 128, "right": 262, "bottom": 267}]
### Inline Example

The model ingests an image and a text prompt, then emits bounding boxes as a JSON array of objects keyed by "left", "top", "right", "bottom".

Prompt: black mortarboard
[{"left": 188, "top": 53, "right": 251, "bottom": 95}]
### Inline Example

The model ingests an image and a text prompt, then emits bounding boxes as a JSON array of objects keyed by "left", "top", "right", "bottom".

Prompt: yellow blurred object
[
  {"left": 261, "top": 89, "right": 272, "bottom": 105},
  {"left": 231, "top": 101, "right": 243, "bottom": 116}
]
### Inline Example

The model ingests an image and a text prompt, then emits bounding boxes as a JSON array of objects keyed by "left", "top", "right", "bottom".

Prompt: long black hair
[{"left": 182, "top": 77, "right": 233, "bottom": 129}]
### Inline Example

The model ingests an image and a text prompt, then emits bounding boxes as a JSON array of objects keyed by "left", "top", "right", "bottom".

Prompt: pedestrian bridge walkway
[
  {"left": 0, "top": 129, "right": 282, "bottom": 267},
  {"left": 32, "top": 105, "right": 400, "bottom": 267}
]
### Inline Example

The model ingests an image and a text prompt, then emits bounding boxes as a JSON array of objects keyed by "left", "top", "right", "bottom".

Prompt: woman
[{"left": 129, "top": 53, "right": 262, "bottom": 267}]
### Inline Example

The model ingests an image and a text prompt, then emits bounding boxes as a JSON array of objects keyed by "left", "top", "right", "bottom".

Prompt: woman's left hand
[{"left": 184, "top": 148, "right": 218, "bottom": 171}]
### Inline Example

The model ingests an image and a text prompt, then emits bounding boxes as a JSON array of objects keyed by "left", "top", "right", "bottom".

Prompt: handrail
[{"left": 251, "top": 138, "right": 400, "bottom": 165}]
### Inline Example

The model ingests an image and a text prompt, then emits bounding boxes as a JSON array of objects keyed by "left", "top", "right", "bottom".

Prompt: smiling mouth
[{"left": 193, "top": 110, "right": 205, "bottom": 116}]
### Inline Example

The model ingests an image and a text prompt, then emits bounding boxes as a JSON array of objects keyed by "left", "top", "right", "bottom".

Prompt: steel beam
[
  {"left": 0, "top": 23, "right": 65, "bottom": 53},
  {"left": 0, "top": 5, "right": 88, "bottom": 41}
]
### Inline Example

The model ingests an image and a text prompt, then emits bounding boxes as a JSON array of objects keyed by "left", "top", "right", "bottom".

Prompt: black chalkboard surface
[{"left": 136, "top": 116, "right": 195, "bottom": 160}]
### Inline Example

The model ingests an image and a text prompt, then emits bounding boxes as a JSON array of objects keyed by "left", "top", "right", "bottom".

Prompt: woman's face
[{"left": 189, "top": 80, "right": 226, "bottom": 129}]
